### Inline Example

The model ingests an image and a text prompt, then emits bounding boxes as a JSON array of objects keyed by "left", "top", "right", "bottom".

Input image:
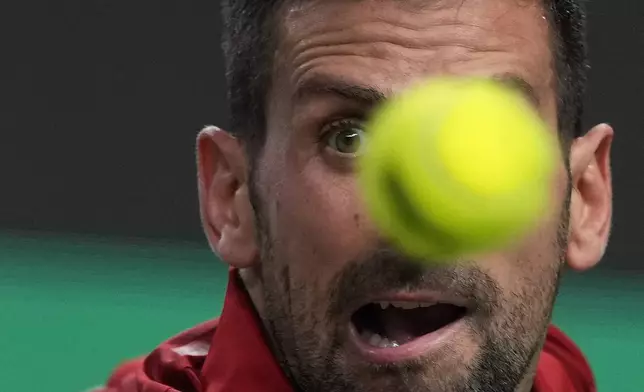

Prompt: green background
[{"left": 1, "top": 233, "right": 643, "bottom": 392}]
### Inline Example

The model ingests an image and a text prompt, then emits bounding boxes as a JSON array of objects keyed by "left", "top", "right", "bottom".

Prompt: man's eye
[{"left": 323, "top": 119, "right": 367, "bottom": 157}]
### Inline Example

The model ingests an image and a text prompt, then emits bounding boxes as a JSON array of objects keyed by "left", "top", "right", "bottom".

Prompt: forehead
[{"left": 273, "top": 0, "right": 553, "bottom": 101}]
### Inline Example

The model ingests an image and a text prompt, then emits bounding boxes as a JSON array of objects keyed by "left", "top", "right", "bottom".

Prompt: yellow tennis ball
[{"left": 358, "top": 77, "right": 559, "bottom": 261}]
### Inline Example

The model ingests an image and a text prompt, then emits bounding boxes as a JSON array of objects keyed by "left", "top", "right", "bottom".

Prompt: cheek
[
  {"left": 263, "top": 154, "right": 376, "bottom": 288},
  {"left": 472, "top": 163, "right": 568, "bottom": 300}
]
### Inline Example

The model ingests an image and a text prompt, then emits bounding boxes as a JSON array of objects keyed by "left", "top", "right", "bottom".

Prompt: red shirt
[{"left": 100, "top": 271, "right": 596, "bottom": 392}]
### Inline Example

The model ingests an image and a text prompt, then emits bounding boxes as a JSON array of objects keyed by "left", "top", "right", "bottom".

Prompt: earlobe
[
  {"left": 197, "top": 126, "right": 259, "bottom": 268},
  {"left": 566, "top": 124, "right": 614, "bottom": 271}
]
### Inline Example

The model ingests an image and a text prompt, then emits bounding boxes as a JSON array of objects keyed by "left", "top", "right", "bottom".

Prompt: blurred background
[{"left": 0, "top": 1, "right": 643, "bottom": 391}]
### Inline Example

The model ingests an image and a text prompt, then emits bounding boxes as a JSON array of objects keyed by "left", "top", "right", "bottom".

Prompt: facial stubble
[{"left": 246, "top": 172, "right": 570, "bottom": 392}]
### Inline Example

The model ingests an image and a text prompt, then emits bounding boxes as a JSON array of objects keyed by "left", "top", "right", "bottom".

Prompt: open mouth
[{"left": 351, "top": 300, "right": 468, "bottom": 349}]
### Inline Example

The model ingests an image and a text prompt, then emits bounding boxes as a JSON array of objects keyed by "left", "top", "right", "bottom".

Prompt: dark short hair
[{"left": 221, "top": 0, "right": 588, "bottom": 156}]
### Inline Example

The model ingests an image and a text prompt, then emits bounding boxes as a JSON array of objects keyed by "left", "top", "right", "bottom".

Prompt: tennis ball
[{"left": 358, "top": 77, "right": 559, "bottom": 261}]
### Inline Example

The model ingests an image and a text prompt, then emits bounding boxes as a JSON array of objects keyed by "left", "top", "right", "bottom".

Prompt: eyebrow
[
  {"left": 294, "top": 76, "right": 388, "bottom": 107},
  {"left": 492, "top": 73, "right": 540, "bottom": 108},
  {"left": 294, "top": 73, "right": 539, "bottom": 108}
]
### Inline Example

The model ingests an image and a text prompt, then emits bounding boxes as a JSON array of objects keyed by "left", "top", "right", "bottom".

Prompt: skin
[{"left": 197, "top": 0, "right": 614, "bottom": 391}]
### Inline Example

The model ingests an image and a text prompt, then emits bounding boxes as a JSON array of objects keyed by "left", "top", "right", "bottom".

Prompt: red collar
[
  {"left": 201, "top": 270, "right": 293, "bottom": 392},
  {"left": 533, "top": 325, "right": 596, "bottom": 392}
]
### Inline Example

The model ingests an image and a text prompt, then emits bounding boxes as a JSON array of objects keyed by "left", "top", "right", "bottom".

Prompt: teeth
[
  {"left": 369, "top": 333, "right": 383, "bottom": 346},
  {"left": 378, "top": 337, "right": 400, "bottom": 348},
  {"left": 377, "top": 301, "right": 436, "bottom": 309},
  {"left": 363, "top": 332, "right": 400, "bottom": 348}
]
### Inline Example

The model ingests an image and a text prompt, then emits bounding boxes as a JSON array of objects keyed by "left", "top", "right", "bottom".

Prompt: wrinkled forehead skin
[{"left": 269, "top": 0, "right": 557, "bottom": 128}]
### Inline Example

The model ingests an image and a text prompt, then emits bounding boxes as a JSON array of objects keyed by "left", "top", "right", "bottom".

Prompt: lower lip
[{"left": 348, "top": 318, "right": 467, "bottom": 364}]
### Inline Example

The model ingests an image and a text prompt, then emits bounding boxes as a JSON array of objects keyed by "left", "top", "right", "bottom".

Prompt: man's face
[{"left": 250, "top": 0, "right": 568, "bottom": 391}]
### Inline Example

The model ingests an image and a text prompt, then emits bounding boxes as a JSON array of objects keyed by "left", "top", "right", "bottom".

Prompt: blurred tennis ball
[{"left": 358, "top": 77, "right": 559, "bottom": 261}]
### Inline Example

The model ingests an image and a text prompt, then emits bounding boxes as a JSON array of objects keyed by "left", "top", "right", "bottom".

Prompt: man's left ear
[{"left": 566, "top": 123, "right": 614, "bottom": 271}]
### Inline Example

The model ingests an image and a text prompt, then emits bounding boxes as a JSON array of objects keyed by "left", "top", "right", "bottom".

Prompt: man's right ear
[{"left": 196, "top": 126, "right": 258, "bottom": 268}]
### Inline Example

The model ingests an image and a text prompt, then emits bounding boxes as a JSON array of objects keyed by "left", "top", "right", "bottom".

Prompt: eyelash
[{"left": 318, "top": 118, "right": 364, "bottom": 144}]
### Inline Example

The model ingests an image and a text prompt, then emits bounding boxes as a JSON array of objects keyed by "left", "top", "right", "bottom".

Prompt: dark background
[{"left": 0, "top": 1, "right": 642, "bottom": 265}]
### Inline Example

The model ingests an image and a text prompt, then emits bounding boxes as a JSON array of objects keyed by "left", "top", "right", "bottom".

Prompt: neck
[
  {"left": 237, "top": 267, "right": 286, "bottom": 360},
  {"left": 238, "top": 268, "right": 302, "bottom": 389},
  {"left": 238, "top": 267, "right": 266, "bottom": 316},
  {"left": 515, "top": 344, "right": 543, "bottom": 392}
]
